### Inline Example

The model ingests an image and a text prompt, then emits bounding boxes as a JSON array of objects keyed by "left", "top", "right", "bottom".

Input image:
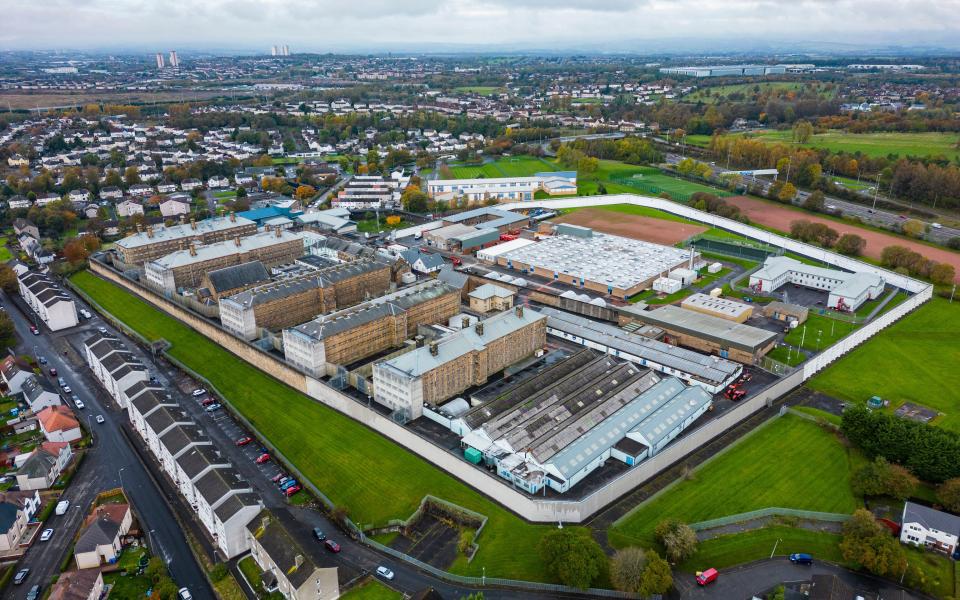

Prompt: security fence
[{"left": 690, "top": 507, "right": 851, "bottom": 531}]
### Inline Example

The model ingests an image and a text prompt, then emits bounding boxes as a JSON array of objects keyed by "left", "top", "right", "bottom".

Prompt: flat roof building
[
  {"left": 749, "top": 256, "right": 885, "bottom": 312},
  {"left": 681, "top": 293, "right": 753, "bottom": 323}
]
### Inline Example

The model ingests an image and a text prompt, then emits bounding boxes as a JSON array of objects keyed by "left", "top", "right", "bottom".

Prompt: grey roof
[
  {"left": 75, "top": 516, "right": 120, "bottom": 553},
  {"left": 130, "top": 388, "right": 177, "bottom": 417},
  {"left": 437, "top": 265, "right": 468, "bottom": 289},
  {"left": 195, "top": 467, "right": 249, "bottom": 506},
  {"left": 148, "top": 230, "right": 302, "bottom": 269},
  {"left": 246, "top": 510, "right": 325, "bottom": 588},
  {"left": 400, "top": 249, "right": 444, "bottom": 270},
  {"left": 19, "top": 448, "right": 57, "bottom": 478},
  {"left": 902, "top": 502, "right": 960, "bottom": 534},
  {"left": 213, "top": 491, "right": 261, "bottom": 523},
  {"left": 115, "top": 215, "right": 256, "bottom": 250},
  {"left": 206, "top": 261, "right": 271, "bottom": 294},
  {"left": 442, "top": 207, "right": 527, "bottom": 230},
  {"left": 225, "top": 258, "right": 389, "bottom": 309},
  {"left": 539, "top": 306, "right": 740, "bottom": 386},
  {"left": 0, "top": 503, "right": 17, "bottom": 534},
  {"left": 145, "top": 406, "right": 191, "bottom": 437},
  {"left": 21, "top": 375, "right": 57, "bottom": 403},
  {"left": 175, "top": 445, "right": 228, "bottom": 480},
  {"left": 618, "top": 304, "right": 776, "bottom": 354},
  {"left": 469, "top": 283, "right": 513, "bottom": 300},
  {"left": 159, "top": 424, "right": 209, "bottom": 457}
]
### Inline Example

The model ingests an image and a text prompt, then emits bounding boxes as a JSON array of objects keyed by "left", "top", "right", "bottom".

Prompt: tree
[
  {"left": 577, "top": 156, "right": 599, "bottom": 175},
  {"left": 152, "top": 578, "right": 179, "bottom": 600},
  {"left": 777, "top": 182, "right": 797, "bottom": 203},
  {"left": 123, "top": 166, "right": 141, "bottom": 186},
  {"left": 851, "top": 457, "right": 916, "bottom": 500},
  {"left": 901, "top": 219, "right": 925, "bottom": 239},
  {"left": 638, "top": 550, "right": 673, "bottom": 597},
  {"left": 0, "top": 312, "right": 16, "bottom": 350},
  {"left": 294, "top": 185, "right": 317, "bottom": 200},
  {"left": 538, "top": 529, "right": 607, "bottom": 589},
  {"left": 401, "top": 186, "right": 429, "bottom": 213},
  {"left": 840, "top": 509, "right": 907, "bottom": 578},
  {"left": 835, "top": 234, "right": 866, "bottom": 256},
  {"left": 930, "top": 263, "right": 955, "bottom": 286},
  {"left": 793, "top": 120, "right": 814, "bottom": 144},
  {"left": 609, "top": 547, "right": 646, "bottom": 592},
  {"left": 937, "top": 478, "right": 960, "bottom": 512},
  {"left": 145, "top": 557, "right": 167, "bottom": 583},
  {"left": 653, "top": 519, "right": 698, "bottom": 563},
  {"left": 0, "top": 265, "right": 18, "bottom": 295}
]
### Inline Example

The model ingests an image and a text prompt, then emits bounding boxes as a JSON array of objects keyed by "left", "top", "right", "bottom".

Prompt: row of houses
[{"left": 17, "top": 270, "right": 80, "bottom": 331}]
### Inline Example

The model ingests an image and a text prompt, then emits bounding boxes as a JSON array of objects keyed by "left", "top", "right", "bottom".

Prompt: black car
[{"left": 313, "top": 528, "right": 326, "bottom": 541}]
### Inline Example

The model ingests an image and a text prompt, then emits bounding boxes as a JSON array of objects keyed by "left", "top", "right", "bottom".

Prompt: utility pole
[{"left": 872, "top": 172, "right": 881, "bottom": 211}]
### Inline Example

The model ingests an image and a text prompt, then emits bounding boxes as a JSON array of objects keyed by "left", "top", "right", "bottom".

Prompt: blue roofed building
[{"left": 237, "top": 206, "right": 302, "bottom": 228}]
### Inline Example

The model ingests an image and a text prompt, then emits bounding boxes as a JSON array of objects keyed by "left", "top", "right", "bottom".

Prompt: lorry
[{"left": 55, "top": 500, "right": 70, "bottom": 515}]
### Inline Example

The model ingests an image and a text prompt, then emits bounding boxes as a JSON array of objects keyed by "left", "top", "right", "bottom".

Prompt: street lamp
[{"left": 118, "top": 466, "right": 128, "bottom": 491}]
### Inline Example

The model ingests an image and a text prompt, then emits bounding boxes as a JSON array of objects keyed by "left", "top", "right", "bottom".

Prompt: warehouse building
[
  {"left": 283, "top": 280, "right": 461, "bottom": 376},
  {"left": 17, "top": 271, "right": 79, "bottom": 331},
  {"left": 659, "top": 64, "right": 787, "bottom": 77},
  {"left": 115, "top": 213, "right": 258, "bottom": 266},
  {"left": 681, "top": 293, "right": 753, "bottom": 322},
  {"left": 143, "top": 229, "right": 305, "bottom": 295},
  {"left": 497, "top": 229, "right": 693, "bottom": 299},
  {"left": 539, "top": 307, "right": 740, "bottom": 394},
  {"left": 219, "top": 259, "right": 393, "bottom": 340},
  {"left": 618, "top": 304, "right": 777, "bottom": 363},
  {"left": 451, "top": 350, "right": 713, "bottom": 494},
  {"left": 748, "top": 256, "right": 885, "bottom": 312},
  {"left": 373, "top": 306, "right": 546, "bottom": 420}
]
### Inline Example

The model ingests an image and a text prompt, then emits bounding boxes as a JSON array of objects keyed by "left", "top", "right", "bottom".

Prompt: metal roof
[
  {"left": 619, "top": 304, "right": 776, "bottom": 354},
  {"left": 115, "top": 215, "right": 255, "bottom": 249}
]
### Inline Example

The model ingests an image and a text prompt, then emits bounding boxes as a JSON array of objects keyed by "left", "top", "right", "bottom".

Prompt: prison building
[
  {"left": 748, "top": 256, "right": 885, "bottom": 312},
  {"left": 498, "top": 229, "right": 694, "bottom": 299},
  {"left": 468, "top": 284, "right": 515, "bottom": 313},
  {"left": 143, "top": 229, "right": 304, "bottom": 295},
  {"left": 283, "top": 280, "right": 461, "bottom": 376},
  {"left": 114, "top": 213, "right": 258, "bottom": 266},
  {"left": 539, "top": 306, "right": 740, "bottom": 394},
  {"left": 372, "top": 306, "right": 547, "bottom": 420},
  {"left": 763, "top": 301, "right": 809, "bottom": 325},
  {"left": 618, "top": 304, "right": 776, "bottom": 363},
  {"left": 680, "top": 293, "right": 753, "bottom": 323},
  {"left": 452, "top": 350, "right": 713, "bottom": 494},
  {"left": 17, "top": 271, "right": 79, "bottom": 331},
  {"left": 219, "top": 259, "right": 393, "bottom": 340},
  {"left": 200, "top": 262, "right": 272, "bottom": 301},
  {"left": 426, "top": 174, "right": 577, "bottom": 203}
]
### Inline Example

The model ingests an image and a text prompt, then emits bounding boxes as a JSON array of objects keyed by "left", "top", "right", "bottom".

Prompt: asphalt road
[{"left": 3, "top": 289, "right": 214, "bottom": 600}]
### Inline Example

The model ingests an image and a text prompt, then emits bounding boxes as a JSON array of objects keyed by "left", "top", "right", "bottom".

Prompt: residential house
[
  {"left": 15, "top": 441, "right": 73, "bottom": 491},
  {"left": 17, "top": 271, "right": 79, "bottom": 331},
  {"left": 172, "top": 444, "right": 225, "bottom": 507},
  {"left": 37, "top": 405, "right": 82, "bottom": 443},
  {"left": 208, "top": 175, "right": 230, "bottom": 188},
  {"left": 159, "top": 197, "right": 191, "bottom": 218},
  {"left": 0, "top": 356, "right": 33, "bottom": 395},
  {"left": 901, "top": 501, "right": 960, "bottom": 555},
  {"left": 0, "top": 490, "right": 42, "bottom": 552},
  {"left": 157, "top": 423, "right": 211, "bottom": 486},
  {"left": 74, "top": 503, "right": 133, "bottom": 568},
  {"left": 128, "top": 184, "right": 154, "bottom": 197},
  {"left": 99, "top": 186, "right": 123, "bottom": 200},
  {"left": 12, "top": 218, "right": 40, "bottom": 240},
  {"left": 116, "top": 199, "right": 144, "bottom": 217},
  {"left": 83, "top": 332, "right": 149, "bottom": 409},
  {"left": 194, "top": 466, "right": 261, "bottom": 558},
  {"left": 400, "top": 249, "right": 444, "bottom": 274},
  {"left": 144, "top": 406, "right": 192, "bottom": 459},
  {"left": 181, "top": 178, "right": 202, "bottom": 191},
  {"left": 245, "top": 511, "right": 340, "bottom": 600},
  {"left": 82, "top": 204, "right": 100, "bottom": 219},
  {"left": 7, "top": 195, "right": 32, "bottom": 210},
  {"left": 125, "top": 384, "right": 176, "bottom": 439},
  {"left": 68, "top": 189, "right": 91, "bottom": 205},
  {"left": 48, "top": 569, "right": 104, "bottom": 600},
  {"left": 36, "top": 193, "right": 61, "bottom": 207},
  {"left": 157, "top": 182, "right": 178, "bottom": 194},
  {"left": 21, "top": 374, "right": 63, "bottom": 413}
]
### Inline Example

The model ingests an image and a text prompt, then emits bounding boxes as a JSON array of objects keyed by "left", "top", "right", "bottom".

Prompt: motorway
[{"left": 2, "top": 290, "right": 214, "bottom": 600}]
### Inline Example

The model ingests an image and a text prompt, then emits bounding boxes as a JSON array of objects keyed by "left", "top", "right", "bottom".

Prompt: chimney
[
  {"left": 415, "top": 335, "right": 424, "bottom": 348},
  {"left": 234, "top": 236, "right": 241, "bottom": 247},
  {"left": 178, "top": 240, "right": 184, "bottom": 251},
  {"left": 515, "top": 305, "right": 524, "bottom": 318},
  {"left": 190, "top": 218, "right": 197, "bottom": 231},
  {"left": 179, "top": 214, "right": 186, "bottom": 226},
  {"left": 146, "top": 225, "right": 154, "bottom": 239},
  {"left": 475, "top": 322, "right": 484, "bottom": 336},
  {"left": 229, "top": 211, "right": 236, "bottom": 223},
  {"left": 274, "top": 225, "right": 281, "bottom": 238},
  {"left": 294, "top": 554, "right": 304, "bottom": 570},
  {"left": 429, "top": 341, "right": 439, "bottom": 356},
  {"left": 136, "top": 223, "right": 143, "bottom": 234},
  {"left": 189, "top": 242, "right": 197, "bottom": 257},
  {"left": 462, "top": 316, "right": 470, "bottom": 329}
]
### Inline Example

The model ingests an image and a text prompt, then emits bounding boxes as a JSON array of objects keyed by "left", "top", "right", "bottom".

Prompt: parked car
[
  {"left": 26, "top": 584, "right": 41, "bottom": 600},
  {"left": 696, "top": 568, "right": 718, "bottom": 586},
  {"left": 789, "top": 553, "right": 813, "bottom": 565},
  {"left": 280, "top": 479, "right": 298, "bottom": 491},
  {"left": 271, "top": 473, "right": 286, "bottom": 483},
  {"left": 285, "top": 485, "right": 301, "bottom": 497},
  {"left": 80, "top": 309, "right": 92, "bottom": 319},
  {"left": 324, "top": 539, "right": 341, "bottom": 553},
  {"left": 13, "top": 568, "right": 29, "bottom": 585},
  {"left": 57, "top": 378, "right": 66, "bottom": 387},
  {"left": 191, "top": 388, "right": 206, "bottom": 397},
  {"left": 376, "top": 566, "right": 395, "bottom": 580},
  {"left": 74, "top": 398, "right": 85, "bottom": 409},
  {"left": 255, "top": 453, "right": 270, "bottom": 464},
  {"left": 728, "top": 389, "right": 747, "bottom": 401},
  {"left": 95, "top": 415, "right": 105, "bottom": 424},
  {"left": 201, "top": 398, "right": 217, "bottom": 406},
  {"left": 40, "top": 528, "right": 53, "bottom": 542},
  {"left": 235, "top": 436, "right": 253, "bottom": 446},
  {"left": 205, "top": 403, "right": 222, "bottom": 412},
  {"left": 312, "top": 528, "right": 326, "bottom": 541},
  {"left": 178, "top": 588, "right": 193, "bottom": 600},
  {"left": 277, "top": 476, "right": 291, "bottom": 487},
  {"left": 97, "top": 327, "right": 108, "bottom": 334},
  {"left": 38, "top": 356, "right": 47, "bottom": 365},
  {"left": 62, "top": 385, "right": 72, "bottom": 394},
  {"left": 30, "top": 326, "right": 39, "bottom": 336}
]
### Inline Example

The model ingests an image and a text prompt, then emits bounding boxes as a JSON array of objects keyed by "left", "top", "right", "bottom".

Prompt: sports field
[
  {"left": 609, "top": 415, "right": 859, "bottom": 548},
  {"left": 446, "top": 155, "right": 557, "bottom": 179},
  {"left": 808, "top": 298, "right": 960, "bottom": 432},
  {"left": 554, "top": 205, "right": 708, "bottom": 246},
  {"left": 743, "top": 129, "right": 960, "bottom": 161},
  {"left": 69, "top": 271, "right": 571, "bottom": 582},
  {"left": 578, "top": 161, "right": 725, "bottom": 199}
]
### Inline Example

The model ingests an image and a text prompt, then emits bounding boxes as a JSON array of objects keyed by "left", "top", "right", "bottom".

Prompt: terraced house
[
  {"left": 17, "top": 271, "right": 79, "bottom": 331},
  {"left": 83, "top": 332, "right": 149, "bottom": 409}
]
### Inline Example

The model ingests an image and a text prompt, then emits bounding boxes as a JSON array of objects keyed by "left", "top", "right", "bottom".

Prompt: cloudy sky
[{"left": 4, "top": 0, "right": 960, "bottom": 53}]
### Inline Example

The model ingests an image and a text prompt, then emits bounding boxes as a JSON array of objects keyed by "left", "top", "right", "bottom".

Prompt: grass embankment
[
  {"left": 808, "top": 297, "right": 960, "bottom": 432},
  {"left": 340, "top": 579, "right": 404, "bottom": 600},
  {"left": 70, "top": 270, "right": 569, "bottom": 582},
  {"left": 742, "top": 129, "right": 960, "bottom": 161},
  {"left": 609, "top": 415, "right": 860, "bottom": 550}
]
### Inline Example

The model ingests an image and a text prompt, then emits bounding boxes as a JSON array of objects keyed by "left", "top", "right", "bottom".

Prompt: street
[{"left": 3, "top": 289, "right": 215, "bottom": 600}]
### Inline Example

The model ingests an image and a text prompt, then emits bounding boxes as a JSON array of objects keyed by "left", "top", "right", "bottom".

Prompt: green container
[{"left": 464, "top": 447, "right": 483, "bottom": 465}]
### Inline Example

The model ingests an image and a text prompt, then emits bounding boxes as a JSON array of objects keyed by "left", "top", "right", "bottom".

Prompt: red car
[
  {"left": 255, "top": 453, "right": 270, "bottom": 464},
  {"left": 201, "top": 397, "right": 217, "bottom": 406},
  {"left": 284, "top": 485, "right": 302, "bottom": 497},
  {"left": 235, "top": 436, "right": 253, "bottom": 446},
  {"left": 30, "top": 326, "right": 39, "bottom": 335},
  {"left": 271, "top": 472, "right": 286, "bottom": 483},
  {"left": 324, "top": 540, "right": 341, "bottom": 553},
  {"left": 49, "top": 368, "right": 57, "bottom": 376}
]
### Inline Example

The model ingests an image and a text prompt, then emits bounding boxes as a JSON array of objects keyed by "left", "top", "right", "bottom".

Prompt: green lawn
[
  {"left": 609, "top": 415, "right": 859, "bottom": 548},
  {"left": 70, "top": 270, "right": 569, "bottom": 582},
  {"left": 355, "top": 219, "right": 412, "bottom": 234},
  {"left": 0, "top": 240, "right": 12, "bottom": 262},
  {"left": 766, "top": 345, "right": 807, "bottom": 366},
  {"left": 213, "top": 190, "right": 237, "bottom": 199},
  {"left": 681, "top": 82, "right": 825, "bottom": 105},
  {"left": 103, "top": 571, "right": 152, "bottom": 598},
  {"left": 587, "top": 163, "right": 729, "bottom": 200},
  {"left": 453, "top": 86, "right": 504, "bottom": 96},
  {"left": 446, "top": 156, "right": 557, "bottom": 179},
  {"left": 340, "top": 580, "right": 403, "bottom": 600},
  {"left": 742, "top": 129, "right": 960, "bottom": 161},
  {"left": 783, "top": 313, "right": 860, "bottom": 352},
  {"left": 808, "top": 297, "right": 960, "bottom": 432},
  {"left": 679, "top": 526, "right": 844, "bottom": 572},
  {"left": 628, "top": 287, "right": 694, "bottom": 305}
]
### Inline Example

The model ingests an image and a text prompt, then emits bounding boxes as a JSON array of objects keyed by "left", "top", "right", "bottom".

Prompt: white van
[{"left": 55, "top": 500, "right": 70, "bottom": 515}]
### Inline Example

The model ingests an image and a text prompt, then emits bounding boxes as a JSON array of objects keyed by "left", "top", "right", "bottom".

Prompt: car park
[
  {"left": 789, "top": 553, "right": 813, "bottom": 565},
  {"left": 313, "top": 528, "right": 326, "bottom": 541},
  {"left": 13, "top": 568, "right": 29, "bottom": 585},
  {"left": 285, "top": 485, "right": 301, "bottom": 497},
  {"left": 205, "top": 403, "right": 222, "bottom": 412},
  {"left": 255, "top": 453, "right": 270, "bottom": 464},
  {"left": 95, "top": 415, "right": 105, "bottom": 424},
  {"left": 235, "top": 436, "right": 253, "bottom": 446},
  {"left": 696, "top": 568, "right": 718, "bottom": 586},
  {"left": 376, "top": 566, "right": 395, "bottom": 580},
  {"left": 324, "top": 539, "right": 340, "bottom": 552},
  {"left": 40, "top": 528, "right": 54, "bottom": 542},
  {"left": 192, "top": 389, "right": 206, "bottom": 397}
]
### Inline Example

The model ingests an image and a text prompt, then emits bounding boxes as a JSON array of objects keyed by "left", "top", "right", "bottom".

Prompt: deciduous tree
[
  {"left": 538, "top": 529, "right": 607, "bottom": 589},
  {"left": 638, "top": 550, "right": 673, "bottom": 597},
  {"left": 835, "top": 233, "right": 866, "bottom": 256},
  {"left": 653, "top": 519, "right": 698, "bottom": 563},
  {"left": 609, "top": 547, "right": 646, "bottom": 592},
  {"left": 937, "top": 478, "right": 960, "bottom": 512}
]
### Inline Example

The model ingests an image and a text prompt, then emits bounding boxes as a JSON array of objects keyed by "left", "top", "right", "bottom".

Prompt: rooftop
[
  {"left": 116, "top": 215, "right": 255, "bottom": 250},
  {"left": 619, "top": 304, "right": 776, "bottom": 354},
  {"left": 148, "top": 230, "right": 303, "bottom": 269}
]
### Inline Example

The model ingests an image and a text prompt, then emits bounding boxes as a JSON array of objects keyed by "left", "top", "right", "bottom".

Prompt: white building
[
  {"left": 83, "top": 333, "right": 150, "bottom": 409},
  {"left": 245, "top": 511, "right": 340, "bottom": 600},
  {"left": 748, "top": 256, "right": 885, "bottom": 311},
  {"left": 901, "top": 502, "right": 960, "bottom": 556},
  {"left": 18, "top": 271, "right": 79, "bottom": 331},
  {"left": 427, "top": 171, "right": 577, "bottom": 203}
]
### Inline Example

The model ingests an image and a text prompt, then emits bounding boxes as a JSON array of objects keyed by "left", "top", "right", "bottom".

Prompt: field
[
  {"left": 578, "top": 161, "right": 725, "bottom": 199},
  {"left": 553, "top": 205, "right": 708, "bottom": 246},
  {"left": 445, "top": 155, "right": 557, "bottom": 179},
  {"left": 681, "top": 82, "right": 827, "bottom": 104},
  {"left": 808, "top": 298, "right": 960, "bottom": 432},
  {"left": 69, "top": 270, "right": 567, "bottom": 582},
  {"left": 741, "top": 129, "right": 960, "bottom": 161},
  {"left": 0, "top": 90, "right": 231, "bottom": 110},
  {"left": 724, "top": 195, "right": 960, "bottom": 281},
  {"left": 783, "top": 313, "right": 860, "bottom": 352},
  {"left": 681, "top": 526, "right": 844, "bottom": 571},
  {"left": 609, "top": 415, "right": 859, "bottom": 548},
  {"left": 453, "top": 86, "right": 504, "bottom": 96}
]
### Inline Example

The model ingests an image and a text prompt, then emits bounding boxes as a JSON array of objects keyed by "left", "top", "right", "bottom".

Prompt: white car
[
  {"left": 376, "top": 566, "right": 395, "bottom": 580},
  {"left": 95, "top": 415, "right": 105, "bottom": 424},
  {"left": 74, "top": 399, "right": 85, "bottom": 409},
  {"left": 191, "top": 389, "right": 206, "bottom": 397},
  {"left": 40, "top": 528, "right": 53, "bottom": 542},
  {"left": 178, "top": 589, "right": 193, "bottom": 600}
]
